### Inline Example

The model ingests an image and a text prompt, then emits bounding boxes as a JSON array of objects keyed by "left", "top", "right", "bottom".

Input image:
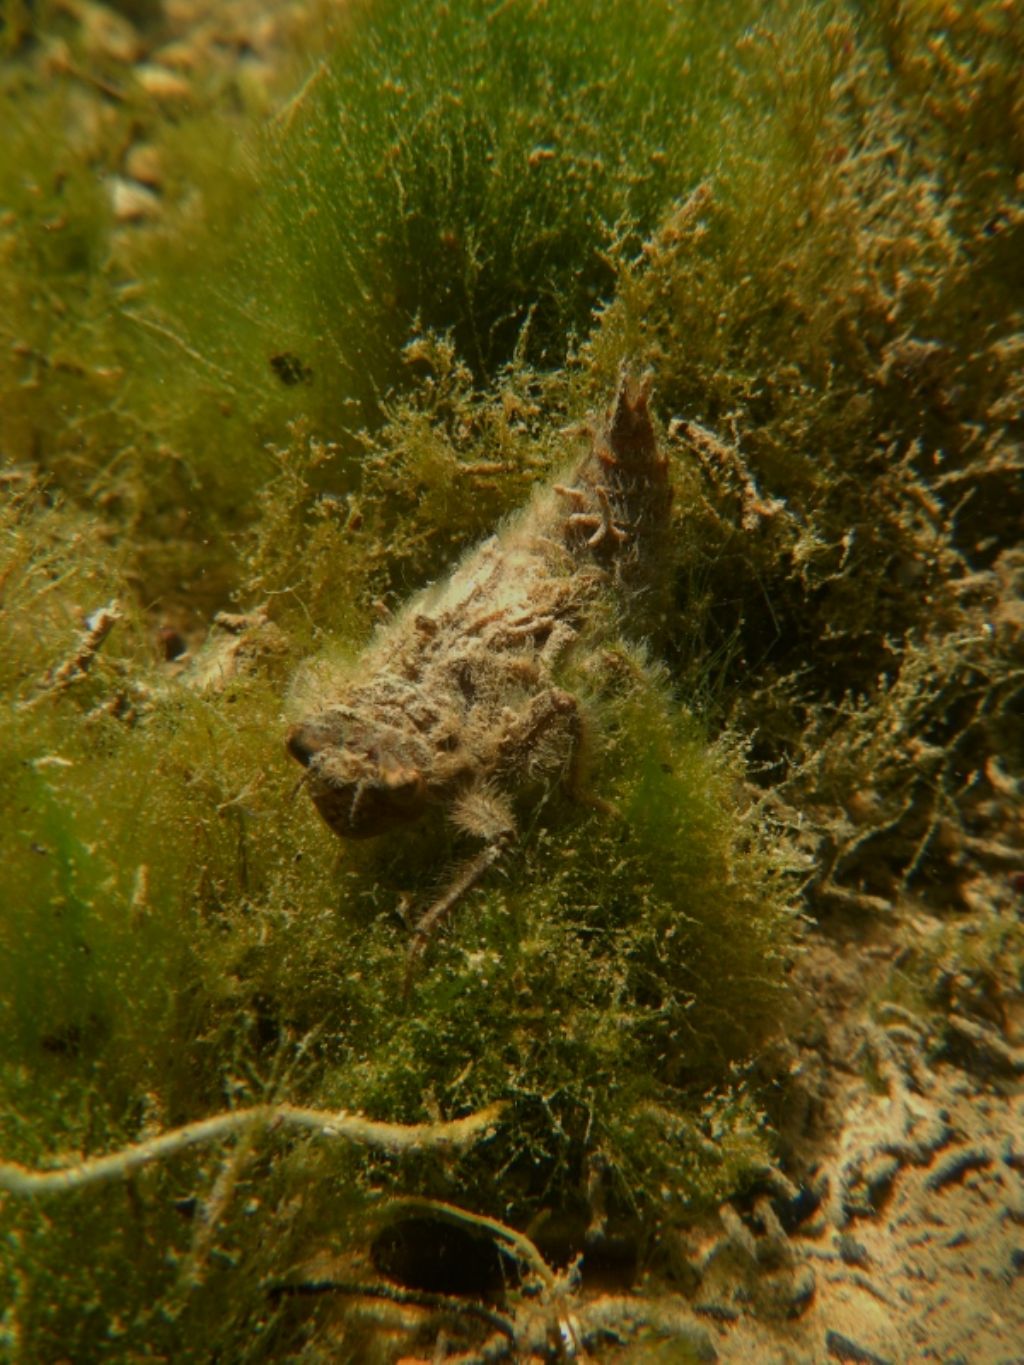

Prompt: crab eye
[{"left": 286, "top": 723, "right": 328, "bottom": 768}]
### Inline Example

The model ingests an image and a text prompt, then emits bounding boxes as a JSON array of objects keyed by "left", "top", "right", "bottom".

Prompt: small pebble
[
  {"left": 825, "top": 1329, "right": 893, "bottom": 1365},
  {"left": 108, "top": 176, "right": 161, "bottom": 223},
  {"left": 924, "top": 1145, "right": 993, "bottom": 1192},
  {"left": 134, "top": 65, "right": 193, "bottom": 102},
  {"left": 162, "top": 0, "right": 203, "bottom": 24},
  {"left": 837, "top": 1234, "right": 871, "bottom": 1267},
  {"left": 124, "top": 144, "right": 164, "bottom": 190},
  {"left": 77, "top": 0, "right": 141, "bottom": 64},
  {"left": 151, "top": 40, "right": 201, "bottom": 72}
]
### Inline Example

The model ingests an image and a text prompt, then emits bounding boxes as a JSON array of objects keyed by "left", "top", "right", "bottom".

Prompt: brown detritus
[
  {"left": 942, "top": 1012, "right": 1024, "bottom": 1078},
  {"left": 184, "top": 607, "right": 289, "bottom": 692},
  {"left": 288, "top": 375, "right": 672, "bottom": 966},
  {"left": 21, "top": 600, "right": 122, "bottom": 708}
]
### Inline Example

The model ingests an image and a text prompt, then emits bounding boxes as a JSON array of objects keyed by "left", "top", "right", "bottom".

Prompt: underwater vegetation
[{"left": 1, "top": 0, "right": 1022, "bottom": 1359}]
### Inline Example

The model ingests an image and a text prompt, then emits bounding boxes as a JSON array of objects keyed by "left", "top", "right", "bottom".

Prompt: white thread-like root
[{"left": 0, "top": 1102, "right": 505, "bottom": 1199}]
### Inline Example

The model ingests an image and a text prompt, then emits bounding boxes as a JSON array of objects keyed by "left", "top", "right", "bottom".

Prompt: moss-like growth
[
  {"left": 123, "top": 0, "right": 747, "bottom": 421},
  {"left": 586, "top": 1, "right": 1023, "bottom": 908},
  {"left": 7, "top": 0, "right": 765, "bottom": 614},
  {"left": 1, "top": 0, "right": 1022, "bottom": 1359},
  {"left": 0, "top": 467, "right": 794, "bottom": 1358}
]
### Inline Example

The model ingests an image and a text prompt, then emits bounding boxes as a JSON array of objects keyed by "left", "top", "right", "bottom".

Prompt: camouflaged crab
[{"left": 287, "top": 374, "right": 672, "bottom": 962}]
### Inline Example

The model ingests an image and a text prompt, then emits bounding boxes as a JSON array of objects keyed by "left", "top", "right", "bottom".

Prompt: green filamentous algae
[{"left": 1, "top": 0, "right": 1021, "bottom": 1359}]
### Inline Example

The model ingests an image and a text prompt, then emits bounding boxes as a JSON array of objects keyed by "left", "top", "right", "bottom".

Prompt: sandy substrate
[{"left": 675, "top": 920, "right": 1024, "bottom": 1364}]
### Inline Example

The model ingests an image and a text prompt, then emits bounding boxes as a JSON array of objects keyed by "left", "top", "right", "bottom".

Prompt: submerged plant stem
[{"left": 0, "top": 1102, "right": 505, "bottom": 1198}]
